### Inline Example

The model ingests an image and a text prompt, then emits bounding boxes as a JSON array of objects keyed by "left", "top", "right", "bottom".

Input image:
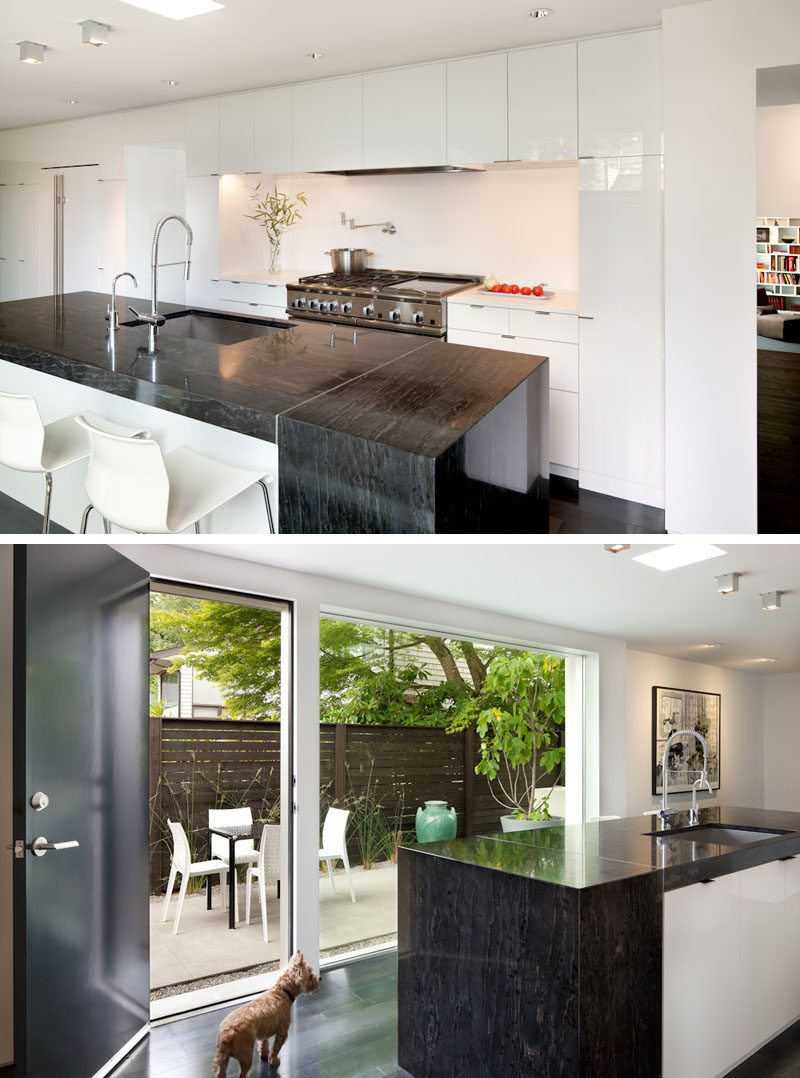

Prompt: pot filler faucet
[
  {"left": 658, "top": 728, "right": 712, "bottom": 826},
  {"left": 128, "top": 214, "right": 193, "bottom": 354}
]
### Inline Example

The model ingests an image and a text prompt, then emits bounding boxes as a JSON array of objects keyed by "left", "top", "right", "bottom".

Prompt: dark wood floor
[
  {"left": 758, "top": 347, "right": 800, "bottom": 534},
  {"left": 729, "top": 1018, "right": 800, "bottom": 1077},
  {"left": 0, "top": 484, "right": 665, "bottom": 536},
  {"left": 113, "top": 952, "right": 401, "bottom": 1078}
]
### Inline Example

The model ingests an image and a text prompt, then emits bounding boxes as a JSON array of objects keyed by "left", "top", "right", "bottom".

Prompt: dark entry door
[{"left": 12, "top": 545, "right": 150, "bottom": 1077}]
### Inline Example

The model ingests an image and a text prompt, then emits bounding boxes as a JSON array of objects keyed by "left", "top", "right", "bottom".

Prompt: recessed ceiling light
[
  {"left": 632, "top": 544, "right": 727, "bottom": 572},
  {"left": 79, "top": 20, "right": 109, "bottom": 46},
  {"left": 161, "top": 79, "right": 181, "bottom": 86},
  {"left": 698, "top": 643, "right": 724, "bottom": 649},
  {"left": 119, "top": 0, "right": 224, "bottom": 20},
  {"left": 752, "top": 657, "right": 778, "bottom": 664},
  {"left": 715, "top": 572, "right": 740, "bottom": 595},
  {"left": 307, "top": 51, "right": 324, "bottom": 60},
  {"left": 529, "top": 7, "right": 553, "bottom": 17},
  {"left": 604, "top": 544, "right": 630, "bottom": 554},
  {"left": 63, "top": 98, "right": 79, "bottom": 104},
  {"left": 18, "top": 41, "right": 45, "bottom": 64},
  {"left": 759, "top": 590, "right": 782, "bottom": 611}
]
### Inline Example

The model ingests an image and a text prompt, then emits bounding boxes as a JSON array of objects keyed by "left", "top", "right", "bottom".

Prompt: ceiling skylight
[
  {"left": 119, "top": 0, "right": 224, "bottom": 20},
  {"left": 632, "top": 544, "right": 727, "bottom": 572}
]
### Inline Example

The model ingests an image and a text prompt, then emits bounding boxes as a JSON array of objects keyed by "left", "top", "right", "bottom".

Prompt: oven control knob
[
  {"left": 341, "top": 302, "right": 352, "bottom": 315},
  {"left": 413, "top": 311, "right": 424, "bottom": 325},
  {"left": 328, "top": 300, "right": 339, "bottom": 312},
  {"left": 362, "top": 304, "right": 375, "bottom": 317},
  {"left": 308, "top": 299, "right": 319, "bottom": 311},
  {"left": 388, "top": 309, "right": 401, "bottom": 322},
  {"left": 319, "top": 301, "right": 330, "bottom": 312},
  {"left": 294, "top": 298, "right": 306, "bottom": 309}
]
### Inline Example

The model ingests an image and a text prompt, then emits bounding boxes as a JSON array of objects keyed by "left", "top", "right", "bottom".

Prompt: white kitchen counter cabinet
[
  {"left": 446, "top": 53, "right": 507, "bottom": 165},
  {"left": 739, "top": 860, "right": 790, "bottom": 1050},
  {"left": 508, "top": 43, "right": 578, "bottom": 162},
  {"left": 185, "top": 98, "right": 220, "bottom": 177},
  {"left": 219, "top": 93, "right": 255, "bottom": 175},
  {"left": 364, "top": 65, "right": 446, "bottom": 170},
  {"left": 786, "top": 858, "right": 800, "bottom": 1018},
  {"left": 253, "top": 87, "right": 293, "bottom": 174},
  {"left": 578, "top": 29, "right": 663, "bottom": 158},
  {"left": 292, "top": 77, "right": 363, "bottom": 173}
]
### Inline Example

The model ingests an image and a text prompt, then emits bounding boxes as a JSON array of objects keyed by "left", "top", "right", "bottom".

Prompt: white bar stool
[{"left": 76, "top": 414, "right": 276, "bottom": 534}]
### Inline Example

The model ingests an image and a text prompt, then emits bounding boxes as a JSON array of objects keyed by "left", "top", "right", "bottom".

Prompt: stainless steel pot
[{"left": 324, "top": 247, "right": 373, "bottom": 274}]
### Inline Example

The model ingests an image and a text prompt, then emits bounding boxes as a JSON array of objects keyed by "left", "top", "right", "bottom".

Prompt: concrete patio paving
[{"left": 151, "top": 861, "right": 398, "bottom": 990}]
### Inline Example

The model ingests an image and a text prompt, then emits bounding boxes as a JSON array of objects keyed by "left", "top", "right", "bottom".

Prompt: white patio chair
[
  {"left": 245, "top": 824, "right": 281, "bottom": 942},
  {"left": 319, "top": 807, "right": 356, "bottom": 903},
  {"left": 161, "top": 819, "right": 231, "bottom": 936},
  {"left": 75, "top": 414, "right": 275, "bottom": 534},
  {"left": 209, "top": 807, "right": 260, "bottom": 921}
]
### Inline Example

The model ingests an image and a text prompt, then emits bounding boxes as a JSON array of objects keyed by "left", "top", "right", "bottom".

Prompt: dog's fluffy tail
[{"left": 211, "top": 1041, "right": 229, "bottom": 1077}]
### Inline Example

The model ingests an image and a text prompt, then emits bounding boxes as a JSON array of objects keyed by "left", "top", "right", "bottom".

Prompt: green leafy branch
[{"left": 245, "top": 184, "right": 308, "bottom": 248}]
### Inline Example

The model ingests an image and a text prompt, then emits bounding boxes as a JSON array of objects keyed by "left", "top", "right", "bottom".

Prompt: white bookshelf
[{"left": 757, "top": 217, "right": 800, "bottom": 309}]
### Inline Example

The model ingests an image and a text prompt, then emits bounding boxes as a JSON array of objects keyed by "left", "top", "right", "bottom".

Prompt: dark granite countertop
[
  {"left": 0, "top": 292, "right": 546, "bottom": 453},
  {"left": 401, "top": 805, "right": 800, "bottom": 891}
]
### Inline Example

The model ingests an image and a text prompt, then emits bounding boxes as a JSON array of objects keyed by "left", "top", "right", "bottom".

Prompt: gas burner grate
[{"left": 297, "top": 270, "right": 416, "bottom": 290}]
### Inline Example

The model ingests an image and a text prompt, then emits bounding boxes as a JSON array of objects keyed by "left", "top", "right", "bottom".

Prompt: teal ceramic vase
[{"left": 415, "top": 800, "right": 457, "bottom": 843}]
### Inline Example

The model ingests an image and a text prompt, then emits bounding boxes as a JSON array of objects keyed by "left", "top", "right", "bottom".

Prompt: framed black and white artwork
[{"left": 652, "top": 686, "right": 720, "bottom": 795}]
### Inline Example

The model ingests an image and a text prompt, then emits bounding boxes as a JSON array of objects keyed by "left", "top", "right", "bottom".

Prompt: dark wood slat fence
[{"left": 150, "top": 716, "right": 553, "bottom": 893}]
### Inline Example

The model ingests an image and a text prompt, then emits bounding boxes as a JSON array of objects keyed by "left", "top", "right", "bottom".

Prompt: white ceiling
[
  {"left": 1, "top": 0, "right": 709, "bottom": 130},
  {"left": 184, "top": 541, "right": 800, "bottom": 675}
]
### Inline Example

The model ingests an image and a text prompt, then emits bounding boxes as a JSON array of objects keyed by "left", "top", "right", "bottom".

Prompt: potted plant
[
  {"left": 466, "top": 652, "right": 566, "bottom": 832},
  {"left": 245, "top": 184, "right": 308, "bottom": 272}
]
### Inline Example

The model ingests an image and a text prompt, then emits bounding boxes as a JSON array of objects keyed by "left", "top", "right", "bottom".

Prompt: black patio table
[{"left": 207, "top": 822, "right": 256, "bottom": 929}]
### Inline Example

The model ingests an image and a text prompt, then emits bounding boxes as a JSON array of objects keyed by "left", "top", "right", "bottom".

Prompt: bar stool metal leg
[
  {"left": 42, "top": 472, "right": 53, "bottom": 535},
  {"left": 257, "top": 479, "right": 275, "bottom": 534},
  {"left": 80, "top": 504, "right": 96, "bottom": 534}
]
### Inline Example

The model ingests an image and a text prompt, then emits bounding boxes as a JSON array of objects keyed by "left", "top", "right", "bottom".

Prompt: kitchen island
[
  {"left": 398, "top": 806, "right": 800, "bottom": 1078},
  {"left": 0, "top": 291, "right": 549, "bottom": 533}
]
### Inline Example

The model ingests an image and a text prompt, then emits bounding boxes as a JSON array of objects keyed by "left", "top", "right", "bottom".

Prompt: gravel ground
[{"left": 150, "top": 933, "right": 397, "bottom": 1000}]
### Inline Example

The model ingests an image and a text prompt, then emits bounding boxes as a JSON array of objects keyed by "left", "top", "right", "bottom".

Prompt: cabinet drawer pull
[
  {"left": 779, "top": 855, "right": 797, "bottom": 861},
  {"left": 501, "top": 334, "right": 516, "bottom": 340},
  {"left": 699, "top": 878, "right": 715, "bottom": 885},
  {"left": 469, "top": 304, "right": 484, "bottom": 309},
  {"left": 266, "top": 283, "right": 278, "bottom": 288},
  {"left": 579, "top": 154, "right": 595, "bottom": 160},
  {"left": 248, "top": 302, "right": 258, "bottom": 307},
  {"left": 578, "top": 315, "right": 594, "bottom": 321},
  {"left": 535, "top": 310, "right": 550, "bottom": 316}
]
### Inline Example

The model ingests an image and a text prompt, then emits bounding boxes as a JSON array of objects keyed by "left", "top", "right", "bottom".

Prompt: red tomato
[
  {"left": 532, "top": 285, "right": 544, "bottom": 297},
  {"left": 491, "top": 284, "right": 502, "bottom": 293},
  {"left": 520, "top": 287, "right": 532, "bottom": 296},
  {"left": 510, "top": 284, "right": 520, "bottom": 294},
  {"left": 501, "top": 284, "right": 512, "bottom": 293}
]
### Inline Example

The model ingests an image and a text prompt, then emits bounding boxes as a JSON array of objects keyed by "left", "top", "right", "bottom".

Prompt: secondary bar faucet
[
  {"left": 106, "top": 271, "right": 138, "bottom": 330},
  {"left": 128, "top": 214, "right": 193, "bottom": 353},
  {"left": 658, "top": 728, "right": 711, "bottom": 825}
]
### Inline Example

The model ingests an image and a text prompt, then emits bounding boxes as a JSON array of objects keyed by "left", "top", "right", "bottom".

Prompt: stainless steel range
[{"left": 286, "top": 270, "right": 481, "bottom": 337}]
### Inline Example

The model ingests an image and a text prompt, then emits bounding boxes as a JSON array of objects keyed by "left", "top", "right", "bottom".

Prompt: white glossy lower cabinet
[
  {"left": 664, "top": 861, "right": 799, "bottom": 1078},
  {"left": 223, "top": 298, "right": 287, "bottom": 321}
]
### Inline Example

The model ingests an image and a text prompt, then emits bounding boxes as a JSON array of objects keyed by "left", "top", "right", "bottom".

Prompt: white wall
[
  {"left": 663, "top": 0, "right": 800, "bottom": 533},
  {"left": 125, "top": 144, "right": 187, "bottom": 306},
  {"left": 763, "top": 673, "right": 800, "bottom": 811},
  {"left": 626, "top": 650, "right": 765, "bottom": 817},
  {"left": 0, "top": 547, "right": 13, "bottom": 1065},
  {"left": 219, "top": 165, "right": 579, "bottom": 287},
  {"left": 116, "top": 542, "right": 629, "bottom": 970},
  {"left": 757, "top": 105, "right": 800, "bottom": 216}
]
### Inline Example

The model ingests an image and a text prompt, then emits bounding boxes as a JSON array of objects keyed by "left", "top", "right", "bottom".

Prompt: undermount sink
[
  {"left": 647, "top": 824, "right": 790, "bottom": 846},
  {"left": 121, "top": 309, "right": 289, "bottom": 346}
]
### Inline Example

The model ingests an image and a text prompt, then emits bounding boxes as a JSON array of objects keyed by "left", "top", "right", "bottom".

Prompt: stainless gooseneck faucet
[
  {"left": 107, "top": 271, "right": 138, "bottom": 330},
  {"left": 128, "top": 214, "right": 193, "bottom": 353},
  {"left": 658, "top": 728, "right": 712, "bottom": 825}
]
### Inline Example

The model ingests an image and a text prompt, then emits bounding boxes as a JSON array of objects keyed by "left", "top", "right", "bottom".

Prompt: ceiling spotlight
[
  {"left": 698, "top": 643, "right": 724, "bottom": 649},
  {"left": 307, "top": 51, "right": 324, "bottom": 60},
  {"left": 753, "top": 657, "right": 778, "bottom": 664},
  {"left": 161, "top": 79, "right": 181, "bottom": 85},
  {"left": 759, "top": 591, "right": 782, "bottom": 611},
  {"left": 529, "top": 7, "right": 553, "bottom": 17},
  {"left": 715, "top": 572, "right": 740, "bottom": 595},
  {"left": 18, "top": 41, "right": 45, "bottom": 64},
  {"left": 79, "top": 20, "right": 109, "bottom": 45},
  {"left": 604, "top": 544, "right": 630, "bottom": 554},
  {"left": 63, "top": 98, "right": 79, "bottom": 104}
]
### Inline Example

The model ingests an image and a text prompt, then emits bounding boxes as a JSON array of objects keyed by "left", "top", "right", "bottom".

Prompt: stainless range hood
[{"left": 314, "top": 164, "right": 486, "bottom": 176}]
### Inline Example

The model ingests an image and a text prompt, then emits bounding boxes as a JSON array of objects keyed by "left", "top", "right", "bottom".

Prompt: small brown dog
[{"left": 212, "top": 952, "right": 320, "bottom": 1075}]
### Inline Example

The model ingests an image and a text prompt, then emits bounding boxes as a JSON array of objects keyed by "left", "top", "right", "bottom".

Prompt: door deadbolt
[{"left": 29, "top": 791, "right": 49, "bottom": 811}]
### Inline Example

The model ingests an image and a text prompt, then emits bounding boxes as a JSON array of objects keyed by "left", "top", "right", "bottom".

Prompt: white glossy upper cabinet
[
  {"left": 97, "top": 179, "right": 125, "bottom": 296},
  {"left": 447, "top": 53, "right": 507, "bottom": 165},
  {"left": 186, "top": 98, "right": 219, "bottom": 176},
  {"left": 293, "top": 77, "right": 363, "bottom": 173},
  {"left": 578, "top": 155, "right": 664, "bottom": 507},
  {"left": 364, "top": 64, "right": 445, "bottom": 169},
  {"left": 185, "top": 176, "right": 220, "bottom": 309},
  {"left": 219, "top": 93, "right": 255, "bottom": 174},
  {"left": 578, "top": 30, "right": 662, "bottom": 158},
  {"left": 508, "top": 43, "right": 578, "bottom": 162},
  {"left": 254, "top": 87, "right": 293, "bottom": 173}
]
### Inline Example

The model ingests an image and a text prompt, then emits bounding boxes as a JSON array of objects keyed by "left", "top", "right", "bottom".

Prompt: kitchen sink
[
  {"left": 647, "top": 824, "right": 790, "bottom": 846},
  {"left": 122, "top": 309, "right": 290, "bottom": 346}
]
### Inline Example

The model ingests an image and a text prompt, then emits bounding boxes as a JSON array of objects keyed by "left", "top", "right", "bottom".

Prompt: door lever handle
[{"left": 29, "top": 836, "right": 80, "bottom": 858}]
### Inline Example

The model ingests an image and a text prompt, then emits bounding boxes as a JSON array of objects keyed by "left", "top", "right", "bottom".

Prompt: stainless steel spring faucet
[
  {"left": 658, "top": 728, "right": 711, "bottom": 825},
  {"left": 128, "top": 214, "right": 193, "bottom": 353}
]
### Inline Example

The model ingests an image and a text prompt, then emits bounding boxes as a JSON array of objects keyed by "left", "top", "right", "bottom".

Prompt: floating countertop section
[
  {"left": 0, "top": 291, "right": 546, "bottom": 454},
  {"left": 402, "top": 805, "right": 800, "bottom": 891},
  {"left": 449, "top": 285, "right": 580, "bottom": 315}
]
